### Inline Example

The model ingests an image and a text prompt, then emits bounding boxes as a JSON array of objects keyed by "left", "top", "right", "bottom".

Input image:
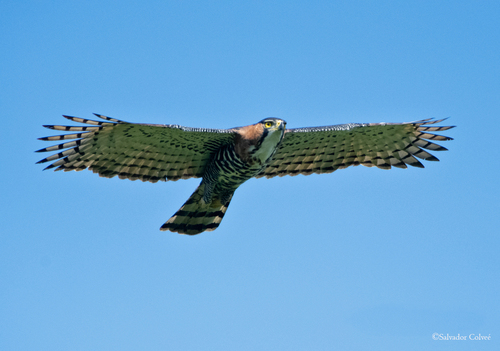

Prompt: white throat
[{"left": 252, "top": 130, "right": 283, "bottom": 164}]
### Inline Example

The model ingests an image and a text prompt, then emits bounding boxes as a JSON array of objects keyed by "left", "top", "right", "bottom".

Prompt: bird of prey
[{"left": 36, "top": 114, "right": 454, "bottom": 235}]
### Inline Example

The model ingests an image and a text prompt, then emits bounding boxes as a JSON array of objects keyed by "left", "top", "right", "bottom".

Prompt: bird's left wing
[
  {"left": 36, "top": 114, "right": 236, "bottom": 182},
  {"left": 256, "top": 118, "right": 454, "bottom": 178}
]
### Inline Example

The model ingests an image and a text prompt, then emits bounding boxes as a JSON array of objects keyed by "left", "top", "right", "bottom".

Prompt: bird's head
[
  {"left": 260, "top": 117, "right": 286, "bottom": 134},
  {"left": 243, "top": 118, "right": 286, "bottom": 164},
  {"left": 233, "top": 118, "right": 287, "bottom": 164},
  {"left": 258, "top": 118, "right": 286, "bottom": 146}
]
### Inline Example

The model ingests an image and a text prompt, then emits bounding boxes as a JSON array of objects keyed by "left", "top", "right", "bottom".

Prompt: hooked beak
[{"left": 278, "top": 121, "right": 286, "bottom": 131}]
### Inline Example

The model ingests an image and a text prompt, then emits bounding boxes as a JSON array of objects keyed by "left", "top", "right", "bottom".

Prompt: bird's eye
[{"left": 265, "top": 122, "right": 273, "bottom": 128}]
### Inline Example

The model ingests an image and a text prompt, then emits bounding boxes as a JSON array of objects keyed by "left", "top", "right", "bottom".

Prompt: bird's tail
[{"left": 160, "top": 183, "right": 233, "bottom": 235}]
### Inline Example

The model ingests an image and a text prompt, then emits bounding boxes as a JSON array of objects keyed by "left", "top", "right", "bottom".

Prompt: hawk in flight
[{"left": 37, "top": 114, "right": 454, "bottom": 234}]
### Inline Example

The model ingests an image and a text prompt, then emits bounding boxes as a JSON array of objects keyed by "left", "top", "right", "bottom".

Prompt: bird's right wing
[{"left": 36, "top": 114, "right": 236, "bottom": 182}]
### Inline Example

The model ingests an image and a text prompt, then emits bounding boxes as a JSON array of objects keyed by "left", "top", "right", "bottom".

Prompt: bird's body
[
  {"left": 161, "top": 118, "right": 286, "bottom": 234},
  {"left": 37, "top": 114, "right": 454, "bottom": 234}
]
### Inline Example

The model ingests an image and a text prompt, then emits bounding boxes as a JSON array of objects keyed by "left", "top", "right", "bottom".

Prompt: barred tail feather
[{"left": 160, "top": 184, "right": 233, "bottom": 235}]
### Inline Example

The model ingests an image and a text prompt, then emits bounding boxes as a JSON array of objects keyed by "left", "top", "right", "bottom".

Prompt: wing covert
[
  {"left": 256, "top": 118, "right": 454, "bottom": 178},
  {"left": 36, "top": 114, "right": 235, "bottom": 182}
]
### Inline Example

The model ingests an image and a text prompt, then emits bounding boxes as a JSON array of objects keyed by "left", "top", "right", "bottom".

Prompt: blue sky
[{"left": 1, "top": 1, "right": 499, "bottom": 350}]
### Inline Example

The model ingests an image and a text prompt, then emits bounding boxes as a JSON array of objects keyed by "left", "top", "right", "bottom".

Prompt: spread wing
[
  {"left": 36, "top": 114, "right": 236, "bottom": 182},
  {"left": 256, "top": 118, "right": 454, "bottom": 178}
]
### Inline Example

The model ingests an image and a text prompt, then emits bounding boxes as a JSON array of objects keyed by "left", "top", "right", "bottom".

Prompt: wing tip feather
[{"left": 42, "top": 164, "right": 56, "bottom": 170}]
